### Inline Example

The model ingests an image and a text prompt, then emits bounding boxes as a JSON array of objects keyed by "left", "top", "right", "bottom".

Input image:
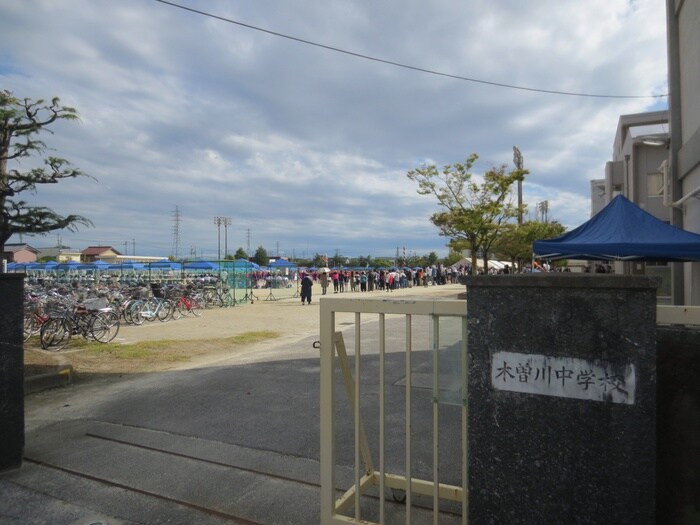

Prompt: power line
[{"left": 153, "top": 0, "right": 667, "bottom": 100}]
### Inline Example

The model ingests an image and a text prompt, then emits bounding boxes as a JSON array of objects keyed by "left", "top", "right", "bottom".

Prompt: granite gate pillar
[
  {"left": 0, "top": 273, "right": 25, "bottom": 472},
  {"left": 466, "top": 274, "right": 656, "bottom": 524}
]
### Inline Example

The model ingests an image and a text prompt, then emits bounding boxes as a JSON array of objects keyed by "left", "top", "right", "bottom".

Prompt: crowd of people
[{"left": 304, "top": 264, "right": 467, "bottom": 296}]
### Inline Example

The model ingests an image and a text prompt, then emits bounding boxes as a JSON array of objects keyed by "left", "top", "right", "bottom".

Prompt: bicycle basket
[
  {"left": 46, "top": 302, "right": 69, "bottom": 318},
  {"left": 84, "top": 297, "right": 108, "bottom": 311}
]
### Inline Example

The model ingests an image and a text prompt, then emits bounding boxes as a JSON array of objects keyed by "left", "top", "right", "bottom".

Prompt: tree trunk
[{"left": 471, "top": 252, "right": 478, "bottom": 275}]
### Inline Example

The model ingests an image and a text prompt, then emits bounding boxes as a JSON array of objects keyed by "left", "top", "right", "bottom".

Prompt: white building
[
  {"left": 666, "top": 0, "right": 700, "bottom": 305},
  {"left": 594, "top": 1, "right": 700, "bottom": 305}
]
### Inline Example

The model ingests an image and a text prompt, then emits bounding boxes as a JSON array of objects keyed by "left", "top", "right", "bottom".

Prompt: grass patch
[
  {"left": 70, "top": 330, "right": 281, "bottom": 360},
  {"left": 223, "top": 331, "right": 280, "bottom": 345}
]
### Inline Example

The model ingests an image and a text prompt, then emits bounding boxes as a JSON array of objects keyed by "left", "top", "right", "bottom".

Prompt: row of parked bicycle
[{"left": 23, "top": 282, "right": 232, "bottom": 351}]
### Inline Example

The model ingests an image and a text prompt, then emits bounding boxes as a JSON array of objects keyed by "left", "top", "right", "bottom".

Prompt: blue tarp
[
  {"left": 269, "top": 259, "right": 297, "bottom": 269},
  {"left": 149, "top": 261, "right": 182, "bottom": 270},
  {"left": 226, "top": 259, "right": 260, "bottom": 270},
  {"left": 533, "top": 195, "right": 700, "bottom": 262},
  {"left": 55, "top": 261, "right": 82, "bottom": 271},
  {"left": 106, "top": 262, "right": 146, "bottom": 270},
  {"left": 184, "top": 261, "right": 220, "bottom": 271}
]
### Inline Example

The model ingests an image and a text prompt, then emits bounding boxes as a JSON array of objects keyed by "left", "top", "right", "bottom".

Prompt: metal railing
[
  {"left": 320, "top": 297, "right": 468, "bottom": 524},
  {"left": 320, "top": 297, "right": 700, "bottom": 524},
  {"left": 657, "top": 304, "right": 700, "bottom": 325}
]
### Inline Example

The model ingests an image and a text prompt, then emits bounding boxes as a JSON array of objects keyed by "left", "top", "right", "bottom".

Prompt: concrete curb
[{"left": 24, "top": 365, "right": 74, "bottom": 395}]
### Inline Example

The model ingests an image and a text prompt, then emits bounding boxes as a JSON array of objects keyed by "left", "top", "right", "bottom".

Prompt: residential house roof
[
  {"left": 81, "top": 246, "right": 121, "bottom": 256},
  {"left": 4, "top": 243, "right": 39, "bottom": 254}
]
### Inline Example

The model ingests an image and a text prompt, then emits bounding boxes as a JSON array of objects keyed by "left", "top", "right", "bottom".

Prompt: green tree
[
  {"left": 330, "top": 251, "right": 344, "bottom": 268},
  {"left": 0, "top": 91, "right": 92, "bottom": 261},
  {"left": 311, "top": 253, "right": 326, "bottom": 267},
  {"left": 443, "top": 250, "right": 462, "bottom": 267},
  {"left": 233, "top": 247, "right": 248, "bottom": 260},
  {"left": 407, "top": 153, "right": 525, "bottom": 275},
  {"left": 494, "top": 220, "right": 566, "bottom": 270},
  {"left": 373, "top": 257, "right": 393, "bottom": 268},
  {"left": 426, "top": 251, "right": 440, "bottom": 266},
  {"left": 252, "top": 245, "right": 268, "bottom": 266},
  {"left": 295, "top": 256, "right": 314, "bottom": 268},
  {"left": 355, "top": 254, "right": 372, "bottom": 268}
]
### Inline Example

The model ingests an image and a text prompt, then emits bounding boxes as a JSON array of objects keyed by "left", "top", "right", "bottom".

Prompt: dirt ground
[{"left": 24, "top": 283, "right": 465, "bottom": 380}]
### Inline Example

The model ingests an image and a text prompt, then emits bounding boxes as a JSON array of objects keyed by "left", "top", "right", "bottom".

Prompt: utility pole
[
  {"left": 513, "top": 146, "right": 524, "bottom": 225},
  {"left": 213, "top": 217, "right": 232, "bottom": 260}
]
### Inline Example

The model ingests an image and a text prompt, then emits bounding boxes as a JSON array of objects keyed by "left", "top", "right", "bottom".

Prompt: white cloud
[{"left": 1, "top": 0, "right": 669, "bottom": 259}]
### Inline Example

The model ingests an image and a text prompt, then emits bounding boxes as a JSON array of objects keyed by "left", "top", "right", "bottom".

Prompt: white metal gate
[{"left": 319, "top": 297, "right": 468, "bottom": 524}]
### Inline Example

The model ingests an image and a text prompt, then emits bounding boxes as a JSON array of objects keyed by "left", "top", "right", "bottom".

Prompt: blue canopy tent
[
  {"left": 269, "top": 259, "right": 297, "bottom": 269},
  {"left": 55, "top": 260, "right": 82, "bottom": 271},
  {"left": 184, "top": 260, "right": 220, "bottom": 271},
  {"left": 234, "top": 258, "right": 260, "bottom": 270},
  {"left": 148, "top": 261, "right": 182, "bottom": 270},
  {"left": 106, "top": 262, "right": 146, "bottom": 271},
  {"left": 24, "top": 261, "right": 58, "bottom": 270},
  {"left": 533, "top": 195, "right": 700, "bottom": 262}
]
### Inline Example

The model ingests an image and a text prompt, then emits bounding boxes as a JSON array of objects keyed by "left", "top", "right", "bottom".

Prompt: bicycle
[
  {"left": 169, "top": 287, "right": 204, "bottom": 319},
  {"left": 23, "top": 298, "right": 51, "bottom": 341},
  {"left": 131, "top": 296, "right": 173, "bottom": 323},
  {"left": 40, "top": 300, "right": 120, "bottom": 351},
  {"left": 202, "top": 284, "right": 233, "bottom": 308}
]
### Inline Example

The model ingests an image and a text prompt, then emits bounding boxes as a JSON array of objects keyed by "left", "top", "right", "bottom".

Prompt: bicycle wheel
[
  {"left": 190, "top": 296, "right": 204, "bottom": 317},
  {"left": 40, "top": 317, "right": 71, "bottom": 351},
  {"left": 202, "top": 290, "right": 215, "bottom": 308},
  {"left": 90, "top": 311, "right": 120, "bottom": 343},
  {"left": 104, "top": 311, "right": 121, "bottom": 341},
  {"left": 221, "top": 291, "right": 233, "bottom": 308},
  {"left": 88, "top": 313, "right": 107, "bottom": 342},
  {"left": 142, "top": 299, "right": 157, "bottom": 322},
  {"left": 156, "top": 299, "right": 172, "bottom": 322},
  {"left": 122, "top": 300, "right": 138, "bottom": 325},
  {"left": 23, "top": 314, "right": 36, "bottom": 341},
  {"left": 208, "top": 292, "right": 223, "bottom": 308},
  {"left": 171, "top": 298, "right": 183, "bottom": 320},
  {"left": 176, "top": 297, "right": 190, "bottom": 318},
  {"left": 130, "top": 301, "right": 146, "bottom": 326}
]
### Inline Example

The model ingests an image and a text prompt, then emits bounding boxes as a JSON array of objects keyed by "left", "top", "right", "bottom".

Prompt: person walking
[
  {"left": 331, "top": 270, "right": 339, "bottom": 293},
  {"left": 319, "top": 270, "right": 330, "bottom": 295},
  {"left": 300, "top": 273, "right": 314, "bottom": 305}
]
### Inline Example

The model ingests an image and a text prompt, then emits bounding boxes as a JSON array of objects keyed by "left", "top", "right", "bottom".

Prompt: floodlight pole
[
  {"left": 513, "top": 146, "right": 524, "bottom": 225},
  {"left": 214, "top": 217, "right": 224, "bottom": 260},
  {"left": 223, "top": 217, "right": 232, "bottom": 260}
]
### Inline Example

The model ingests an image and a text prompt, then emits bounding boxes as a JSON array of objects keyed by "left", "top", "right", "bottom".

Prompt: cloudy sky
[{"left": 1, "top": 0, "right": 668, "bottom": 261}]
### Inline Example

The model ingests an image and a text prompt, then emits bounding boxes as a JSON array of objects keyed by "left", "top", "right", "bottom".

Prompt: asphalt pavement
[{"left": 1, "top": 289, "right": 467, "bottom": 525}]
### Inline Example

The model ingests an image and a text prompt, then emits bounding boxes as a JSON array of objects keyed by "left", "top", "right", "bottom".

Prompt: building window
[{"left": 647, "top": 172, "right": 663, "bottom": 197}]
